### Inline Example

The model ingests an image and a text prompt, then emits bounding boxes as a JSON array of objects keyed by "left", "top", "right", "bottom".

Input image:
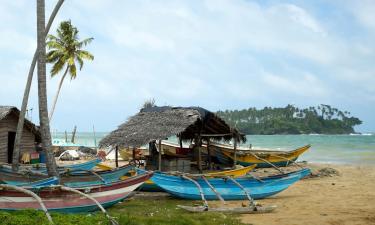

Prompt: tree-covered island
[{"left": 217, "top": 104, "right": 362, "bottom": 135}]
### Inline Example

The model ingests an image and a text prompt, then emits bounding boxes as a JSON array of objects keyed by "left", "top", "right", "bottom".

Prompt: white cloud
[{"left": 0, "top": 0, "right": 374, "bottom": 131}]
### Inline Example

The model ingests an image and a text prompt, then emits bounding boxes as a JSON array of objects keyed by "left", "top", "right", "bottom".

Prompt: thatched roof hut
[
  {"left": 99, "top": 106, "right": 245, "bottom": 148},
  {"left": 0, "top": 106, "right": 41, "bottom": 163}
]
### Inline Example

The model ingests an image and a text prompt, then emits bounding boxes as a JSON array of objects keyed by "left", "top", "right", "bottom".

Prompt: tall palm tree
[
  {"left": 47, "top": 20, "right": 94, "bottom": 120},
  {"left": 12, "top": 0, "right": 65, "bottom": 172},
  {"left": 37, "top": 0, "right": 59, "bottom": 177}
]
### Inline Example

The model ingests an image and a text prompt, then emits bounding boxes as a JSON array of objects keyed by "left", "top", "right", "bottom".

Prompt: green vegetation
[
  {"left": 217, "top": 104, "right": 362, "bottom": 135},
  {"left": 0, "top": 198, "right": 245, "bottom": 225}
]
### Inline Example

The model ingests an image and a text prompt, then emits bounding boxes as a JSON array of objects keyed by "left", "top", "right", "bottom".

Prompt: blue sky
[{"left": 0, "top": 0, "right": 374, "bottom": 132}]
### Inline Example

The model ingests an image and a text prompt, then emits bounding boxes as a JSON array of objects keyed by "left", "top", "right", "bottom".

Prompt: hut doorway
[{"left": 7, "top": 132, "right": 16, "bottom": 163}]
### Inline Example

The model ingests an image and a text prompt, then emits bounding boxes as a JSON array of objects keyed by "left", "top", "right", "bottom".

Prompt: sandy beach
[{"left": 238, "top": 163, "right": 375, "bottom": 225}]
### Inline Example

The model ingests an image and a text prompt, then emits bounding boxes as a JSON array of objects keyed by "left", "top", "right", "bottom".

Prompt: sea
[{"left": 52, "top": 132, "right": 375, "bottom": 165}]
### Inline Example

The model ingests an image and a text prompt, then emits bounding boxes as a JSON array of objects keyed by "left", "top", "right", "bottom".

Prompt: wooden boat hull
[
  {"left": 0, "top": 164, "right": 135, "bottom": 188},
  {"left": 0, "top": 172, "right": 153, "bottom": 213},
  {"left": 137, "top": 165, "right": 257, "bottom": 192},
  {"left": 150, "top": 168, "right": 310, "bottom": 200},
  {"left": 0, "top": 158, "right": 102, "bottom": 174},
  {"left": 216, "top": 145, "right": 311, "bottom": 167}
]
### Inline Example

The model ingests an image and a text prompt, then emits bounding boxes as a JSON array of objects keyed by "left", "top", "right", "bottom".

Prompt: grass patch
[{"left": 0, "top": 198, "right": 246, "bottom": 225}]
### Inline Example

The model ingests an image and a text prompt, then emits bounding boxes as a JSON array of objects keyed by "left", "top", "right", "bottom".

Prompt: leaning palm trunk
[
  {"left": 36, "top": 0, "right": 59, "bottom": 177},
  {"left": 12, "top": 0, "right": 64, "bottom": 172},
  {"left": 49, "top": 66, "right": 69, "bottom": 121}
]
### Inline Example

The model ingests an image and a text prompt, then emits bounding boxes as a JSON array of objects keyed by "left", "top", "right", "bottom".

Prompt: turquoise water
[{"left": 52, "top": 133, "right": 375, "bottom": 165}]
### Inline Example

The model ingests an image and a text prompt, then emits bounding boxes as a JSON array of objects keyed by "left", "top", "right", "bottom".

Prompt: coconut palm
[
  {"left": 12, "top": 0, "right": 65, "bottom": 172},
  {"left": 47, "top": 20, "right": 94, "bottom": 120},
  {"left": 37, "top": 0, "right": 59, "bottom": 177}
]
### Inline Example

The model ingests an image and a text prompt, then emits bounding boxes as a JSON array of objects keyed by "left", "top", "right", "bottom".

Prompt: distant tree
[
  {"left": 142, "top": 98, "right": 156, "bottom": 109},
  {"left": 47, "top": 20, "right": 94, "bottom": 120}
]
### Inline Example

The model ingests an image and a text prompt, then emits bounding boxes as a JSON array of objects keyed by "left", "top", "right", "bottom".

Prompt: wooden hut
[
  {"left": 99, "top": 106, "right": 245, "bottom": 172},
  {"left": 0, "top": 106, "right": 41, "bottom": 163}
]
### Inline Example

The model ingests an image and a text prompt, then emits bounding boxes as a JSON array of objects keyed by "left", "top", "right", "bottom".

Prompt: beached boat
[
  {"left": 0, "top": 176, "right": 59, "bottom": 188},
  {"left": 0, "top": 171, "right": 153, "bottom": 213},
  {"left": 150, "top": 168, "right": 310, "bottom": 200},
  {"left": 138, "top": 165, "right": 257, "bottom": 192},
  {"left": 0, "top": 158, "right": 102, "bottom": 174},
  {"left": 0, "top": 164, "right": 135, "bottom": 188},
  {"left": 210, "top": 144, "right": 311, "bottom": 167}
]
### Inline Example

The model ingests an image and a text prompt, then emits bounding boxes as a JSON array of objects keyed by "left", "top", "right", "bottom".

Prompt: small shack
[
  {"left": 0, "top": 106, "right": 41, "bottom": 163},
  {"left": 99, "top": 106, "right": 245, "bottom": 172}
]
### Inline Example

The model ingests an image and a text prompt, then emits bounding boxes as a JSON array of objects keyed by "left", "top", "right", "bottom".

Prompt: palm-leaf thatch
[{"left": 99, "top": 106, "right": 245, "bottom": 148}]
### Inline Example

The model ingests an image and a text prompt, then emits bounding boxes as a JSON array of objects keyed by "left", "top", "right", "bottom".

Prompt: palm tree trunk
[
  {"left": 12, "top": 0, "right": 64, "bottom": 172},
  {"left": 49, "top": 66, "right": 69, "bottom": 121},
  {"left": 37, "top": 0, "right": 58, "bottom": 177}
]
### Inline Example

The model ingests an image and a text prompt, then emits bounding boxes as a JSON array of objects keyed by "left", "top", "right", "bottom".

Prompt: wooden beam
[
  {"left": 207, "top": 139, "right": 212, "bottom": 170},
  {"left": 115, "top": 145, "right": 119, "bottom": 168},
  {"left": 233, "top": 138, "right": 237, "bottom": 168},
  {"left": 158, "top": 139, "right": 162, "bottom": 171}
]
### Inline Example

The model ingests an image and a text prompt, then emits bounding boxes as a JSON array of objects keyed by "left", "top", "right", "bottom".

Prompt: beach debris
[{"left": 311, "top": 167, "right": 340, "bottom": 178}]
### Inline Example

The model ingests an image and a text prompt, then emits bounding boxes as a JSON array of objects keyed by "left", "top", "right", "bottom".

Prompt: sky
[{"left": 0, "top": 0, "right": 374, "bottom": 132}]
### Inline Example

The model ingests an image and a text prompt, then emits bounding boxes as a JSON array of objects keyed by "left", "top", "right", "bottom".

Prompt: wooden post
[
  {"left": 207, "top": 139, "right": 212, "bottom": 170},
  {"left": 196, "top": 136, "right": 202, "bottom": 173},
  {"left": 158, "top": 139, "right": 162, "bottom": 171},
  {"left": 71, "top": 125, "right": 77, "bottom": 143},
  {"left": 179, "top": 136, "right": 183, "bottom": 148},
  {"left": 132, "top": 147, "right": 136, "bottom": 161},
  {"left": 64, "top": 130, "right": 68, "bottom": 143},
  {"left": 233, "top": 138, "right": 237, "bottom": 168},
  {"left": 93, "top": 125, "right": 97, "bottom": 148},
  {"left": 115, "top": 145, "right": 119, "bottom": 168}
]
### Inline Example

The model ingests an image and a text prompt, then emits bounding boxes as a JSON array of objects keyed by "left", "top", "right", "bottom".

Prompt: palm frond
[
  {"left": 77, "top": 50, "right": 94, "bottom": 60},
  {"left": 69, "top": 64, "right": 77, "bottom": 79}
]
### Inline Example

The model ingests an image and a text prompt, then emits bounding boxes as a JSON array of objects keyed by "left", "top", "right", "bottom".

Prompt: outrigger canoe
[
  {"left": 0, "top": 164, "right": 135, "bottom": 188},
  {"left": 0, "top": 158, "right": 102, "bottom": 174},
  {"left": 0, "top": 171, "right": 153, "bottom": 213},
  {"left": 150, "top": 168, "right": 310, "bottom": 200},
  {"left": 138, "top": 165, "right": 257, "bottom": 192},
  {"left": 213, "top": 144, "right": 311, "bottom": 167}
]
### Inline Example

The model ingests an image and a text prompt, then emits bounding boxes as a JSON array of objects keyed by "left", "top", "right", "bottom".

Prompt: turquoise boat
[
  {"left": 0, "top": 164, "right": 135, "bottom": 188},
  {"left": 1, "top": 176, "right": 59, "bottom": 188},
  {"left": 0, "top": 158, "right": 102, "bottom": 175},
  {"left": 150, "top": 168, "right": 310, "bottom": 200}
]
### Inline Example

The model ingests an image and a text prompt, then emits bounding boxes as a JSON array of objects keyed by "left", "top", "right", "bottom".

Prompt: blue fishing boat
[
  {"left": 0, "top": 164, "right": 135, "bottom": 188},
  {"left": 1, "top": 176, "right": 59, "bottom": 188},
  {"left": 150, "top": 168, "right": 310, "bottom": 200},
  {"left": 0, "top": 158, "right": 102, "bottom": 174}
]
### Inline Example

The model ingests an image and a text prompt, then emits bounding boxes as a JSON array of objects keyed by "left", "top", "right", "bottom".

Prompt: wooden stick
[
  {"left": 207, "top": 139, "right": 212, "bottom": 170},
  {"left": 158, "top": 140, "right": 162, "bottom": 171},
  {"left": 247, "top": 152, "right": 285, "bottom": 174},
  {"left": 226, "top": 176, "right": 255, "bottom": 208},
  {"left": 233, "top": 138, "right": 237, "bottom": 168},
  {"left": 181, "top": 175, "right": 208, "bottom": 210},
  {"left": 58, "top": 186, "right": 118, "bottom": 225},
  {"left": 201, "top": 175, "right": 225, "bottom": 204},
  {"left": 0, "top": 184, "right": 53, "bottom": 224},
  {"left": 115, "top": 146, "right": 119, "bottom": 168},
  {"left": 271, "top": 155, "right": 304, "bottom": 169}
]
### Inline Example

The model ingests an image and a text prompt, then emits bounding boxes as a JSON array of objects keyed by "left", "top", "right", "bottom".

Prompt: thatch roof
[
  {"left": 99, "top": 106, "right": 245, "bottom": 148},
  {"left": 0, "top": 106, "right": 41, "bottom": 141}
]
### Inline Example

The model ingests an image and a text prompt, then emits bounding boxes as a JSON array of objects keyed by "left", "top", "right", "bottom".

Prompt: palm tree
[
  {"left": 37, "top": 0, "right": 59, "bottom": 177},
  {"left": 47, "top": 21, "right": 94, "bottom": 120},
  {"left": 12, "top": 0, "right": 65, "bottom": 172}
]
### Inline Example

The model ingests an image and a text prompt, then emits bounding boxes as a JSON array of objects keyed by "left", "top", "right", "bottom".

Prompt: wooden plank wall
[{"left": 0, "top": 114, "right": 36, "bottom": 163}]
